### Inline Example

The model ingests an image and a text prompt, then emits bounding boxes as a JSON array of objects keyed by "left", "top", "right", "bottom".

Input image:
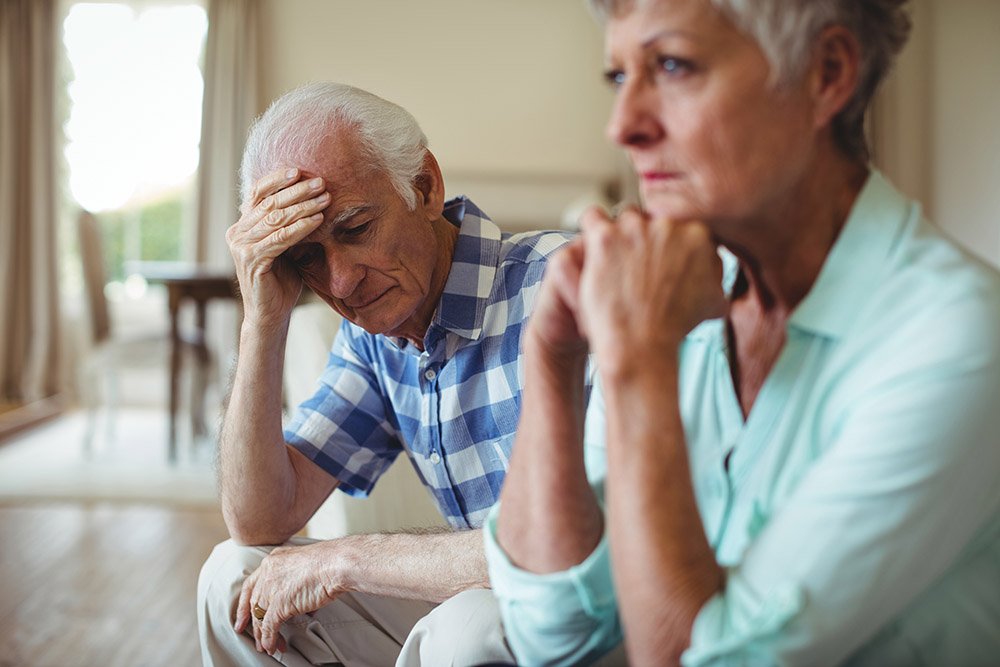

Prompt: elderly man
[{"left": 197, "top": 82, "right": 573, "bottom": 666}]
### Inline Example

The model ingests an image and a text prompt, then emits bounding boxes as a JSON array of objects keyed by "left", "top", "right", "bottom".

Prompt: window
[{"left": 60, "top": 1, "right": 208, "bottom": 303}]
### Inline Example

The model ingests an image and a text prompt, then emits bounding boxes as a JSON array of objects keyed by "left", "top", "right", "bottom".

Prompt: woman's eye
[
  {"left": 603, "top": 69, "right": 626, "bottom": 89},
  {"left": 658, "top": 56, "right": 693, "bottom": 76}
]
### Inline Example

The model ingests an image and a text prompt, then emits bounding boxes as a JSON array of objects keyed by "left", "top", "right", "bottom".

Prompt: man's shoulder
[{"left": 498, "top": 229, "right": 576, "bottom": 267}]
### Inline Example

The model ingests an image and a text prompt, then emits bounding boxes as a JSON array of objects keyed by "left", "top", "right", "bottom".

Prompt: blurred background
[{"left": 0, "top": 0, "right": 997, "bottom": 664}]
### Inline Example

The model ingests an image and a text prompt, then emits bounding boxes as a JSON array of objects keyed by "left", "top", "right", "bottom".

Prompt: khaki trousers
[{"left": 197, "top": 538, "right": 515, "bottom": 667}]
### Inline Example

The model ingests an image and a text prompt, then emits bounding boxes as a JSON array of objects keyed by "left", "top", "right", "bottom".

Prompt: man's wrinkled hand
[
  {"left": 226, "top": 168, "right": 331, "bottom": 331},
  {"left": 233, "top": 541, "right": 347, "bottom": 657}
]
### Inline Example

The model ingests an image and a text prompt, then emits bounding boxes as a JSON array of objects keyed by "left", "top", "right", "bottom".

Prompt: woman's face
[{"left": 605, "top": 0, "right": 819, "bottom": 227}]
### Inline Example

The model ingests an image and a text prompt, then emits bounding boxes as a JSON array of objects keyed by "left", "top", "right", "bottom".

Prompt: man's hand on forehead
[{"left": 227, "top": 167, "right": 335, "bottom": 326}]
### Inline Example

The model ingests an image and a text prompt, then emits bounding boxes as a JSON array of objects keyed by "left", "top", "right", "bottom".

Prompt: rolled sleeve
[{"left": 483, "top": 504, "right": 622, "bottom": 666}]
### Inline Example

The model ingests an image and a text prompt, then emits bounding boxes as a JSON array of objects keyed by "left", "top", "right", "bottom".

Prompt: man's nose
[
  {"left": 322, "top": 244, "right": 364, "bottom": 300},
  {"left": 605, "top": 75, "right": 664, "bottom": 148}
]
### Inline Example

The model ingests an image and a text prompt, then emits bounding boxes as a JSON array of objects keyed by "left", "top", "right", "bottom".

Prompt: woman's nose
[{"left": 606, "top": 75, "right": 664, "bottom": 148}]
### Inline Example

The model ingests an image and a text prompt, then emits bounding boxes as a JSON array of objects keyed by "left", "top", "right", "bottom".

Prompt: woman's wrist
[
  {"left": 523, "top": 325, "right": 589, "bottom": 377},
  {"left": 596, "top": 335, "right": 682, "bottom": 389}
]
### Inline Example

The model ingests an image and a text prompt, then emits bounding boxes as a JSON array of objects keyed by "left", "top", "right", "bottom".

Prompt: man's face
[{"left": 282, "top": 129, "right": 442, "bottom": 338}]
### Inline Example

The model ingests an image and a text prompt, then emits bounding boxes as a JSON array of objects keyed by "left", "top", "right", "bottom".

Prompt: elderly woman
[{"left": 484, "top": 0, "right": 1000, "bottom": 665}]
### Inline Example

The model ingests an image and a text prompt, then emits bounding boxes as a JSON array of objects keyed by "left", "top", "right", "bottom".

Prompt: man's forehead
[{"left": 286, "top": 125, "right": 370, "bottom": 182}]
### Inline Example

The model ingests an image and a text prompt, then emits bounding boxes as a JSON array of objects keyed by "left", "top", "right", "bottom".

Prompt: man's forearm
[
  {"left": 331, "top": 528, "right": 489, "bottom": 603},
  {"left": 496, "top": 335, "right": 603, "bottom": 573},
  {"left": 219, "top": 321, "right": 304, "bottom": 543}
]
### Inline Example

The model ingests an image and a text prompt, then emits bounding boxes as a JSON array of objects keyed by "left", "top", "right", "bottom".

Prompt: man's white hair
[
  {"left": 587, "top": 0, "right": 912, "bottom": 161},
  {"left": 239, "top": 82, "right": 428, "bottom": 211}
]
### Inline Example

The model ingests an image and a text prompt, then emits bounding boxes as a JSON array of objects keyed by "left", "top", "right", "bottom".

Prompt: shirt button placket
[{"left": 423, "top": 366, "right": 440, "bottom": 464}]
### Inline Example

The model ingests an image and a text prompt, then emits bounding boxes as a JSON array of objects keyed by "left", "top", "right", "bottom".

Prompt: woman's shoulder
[{"left": 841, "top": 211, "right": 1000, "bottom": 382}]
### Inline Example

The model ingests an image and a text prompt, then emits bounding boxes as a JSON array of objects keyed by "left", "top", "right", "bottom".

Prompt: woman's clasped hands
[{"left": 531, "top": 205, "right": 728, "bottom": 377}]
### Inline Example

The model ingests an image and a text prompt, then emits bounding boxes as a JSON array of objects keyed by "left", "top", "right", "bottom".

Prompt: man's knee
[
  {"left": 401, "top": 589, "right": 513, "bottom": 666},
  {"left": 197, "top": 539, "right": 268, "bottom": 621}
]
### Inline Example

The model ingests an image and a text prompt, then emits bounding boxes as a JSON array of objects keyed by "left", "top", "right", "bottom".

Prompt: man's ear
[
  {"left": 808, "top": 24, "right": 862, "bottom": 130},
  {"left": 414, "top": 150, "right": 445, "bottom": 221}
]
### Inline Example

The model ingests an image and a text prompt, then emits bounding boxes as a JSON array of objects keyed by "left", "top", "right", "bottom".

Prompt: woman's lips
[{"left": 641, "top": 171, "right": 681, "bottom": 181}]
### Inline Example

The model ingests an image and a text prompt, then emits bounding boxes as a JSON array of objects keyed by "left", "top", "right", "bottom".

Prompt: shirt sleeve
[
  {"left": 483, "top": 381, "right": 623, "bottom": 666},
  {"left": 682, "top": 294, "right": 1000, "bottom": 665},
  {"left": 283, "top": 320, "right": 403, "bottom": 496}
]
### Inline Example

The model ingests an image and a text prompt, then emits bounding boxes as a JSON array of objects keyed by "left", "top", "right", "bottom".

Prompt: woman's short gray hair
[
  {"left": 239, "top": 82, "right": 428, "bottom": 211},
  {"left": 588, "top": 0, "right": 912, "bottom": 161}
]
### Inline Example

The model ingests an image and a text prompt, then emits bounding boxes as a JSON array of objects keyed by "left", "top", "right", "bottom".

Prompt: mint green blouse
[{"left": 484, "top": 172, "right": 1000, "bottom": 666}]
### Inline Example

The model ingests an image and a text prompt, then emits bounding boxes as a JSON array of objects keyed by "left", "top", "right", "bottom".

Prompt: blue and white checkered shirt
[{"left": 284, "top": 196, "right": 576, "bottom": 529}]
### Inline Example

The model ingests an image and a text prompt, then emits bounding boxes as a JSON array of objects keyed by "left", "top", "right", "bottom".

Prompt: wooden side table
[{"left": 142, "top": 265, "right": 239, "bottom": 462}]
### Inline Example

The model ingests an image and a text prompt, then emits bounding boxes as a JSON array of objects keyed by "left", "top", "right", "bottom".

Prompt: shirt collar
[
  {"left": 431, "top": 196, "right": 502, "bottom": 341},
  {"left": 789, "top": 170, "right": 917, "bottom": 339}
]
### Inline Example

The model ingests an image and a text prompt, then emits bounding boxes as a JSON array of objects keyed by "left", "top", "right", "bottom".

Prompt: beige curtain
[
  {"left": 195, "top": 0, "right": 259, "bottom": 268},
  {"left": 0, "top": 0, "right": 61, "bottom": 403},
  {"left": 193, "top": 0, "right": 259, "bottom": 379}
]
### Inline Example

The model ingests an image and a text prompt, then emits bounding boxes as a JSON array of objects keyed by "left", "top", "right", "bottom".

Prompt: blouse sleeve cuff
[{"left": 483, "top": 502, "right": 621, "bottom": 665}]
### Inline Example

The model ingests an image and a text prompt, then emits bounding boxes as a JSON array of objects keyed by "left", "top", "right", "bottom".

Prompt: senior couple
[{"left": 198, "top": 1, "right": 1000, "bottom": 665}]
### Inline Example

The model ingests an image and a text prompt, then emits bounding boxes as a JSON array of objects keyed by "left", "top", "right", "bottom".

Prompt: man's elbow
[
  {"left": 221, "top": 504, "right": 299, "bottom": 547},
  {"left": 227, "top": 526, "right": 297, "bottom": 547}
]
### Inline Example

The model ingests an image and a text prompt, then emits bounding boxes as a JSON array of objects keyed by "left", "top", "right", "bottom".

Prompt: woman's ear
[
  {"left": 415, "top": 150, "right": 446, "bottom": 221},
  {"left": 808, "top": 24, "right": 862, "bottom": 129}
]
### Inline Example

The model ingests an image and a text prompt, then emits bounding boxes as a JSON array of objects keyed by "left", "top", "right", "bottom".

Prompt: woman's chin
[
  {"left": 638, "top": 186, "right": 692, "bottom": 217},
  {"left": 641, "top": 199, "right": 701, "bottom": 223}
]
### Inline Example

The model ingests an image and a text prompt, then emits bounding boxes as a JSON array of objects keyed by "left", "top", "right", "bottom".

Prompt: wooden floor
[{"left": 0, "top": 501, "right": 230, "bottom": 667}]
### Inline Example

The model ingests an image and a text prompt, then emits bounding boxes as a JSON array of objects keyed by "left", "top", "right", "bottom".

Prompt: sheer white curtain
[
  {"left": 0, "top": 0, "right": 62, "bottom": 404},
  {"left": 194, "top": 0, "right": 259, "bottom": 378}
]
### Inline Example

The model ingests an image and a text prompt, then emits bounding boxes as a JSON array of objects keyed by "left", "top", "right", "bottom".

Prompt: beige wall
[
  {"left": 875, "top": 0, "right": 1000, "bottom": 267},
  {"left": 929, "top": 0, "right": 1000, "bottom": 265},
  {"left": 257, "top": 1, "right": 1000, "bottom": 252},
  {"left": 257, "top": 0, "right": 620, "bottom": 229}
]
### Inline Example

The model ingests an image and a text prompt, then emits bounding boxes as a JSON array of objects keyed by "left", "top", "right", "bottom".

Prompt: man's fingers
[
  {"left": 228, "top": 175, "right": 327, "bottom": 252},
  {"left": 255, "top": 190, "right": 329, "bottom": 235},
  {"left": 234, "top": 573, "right": 254, "bottom": 632},
  {"left": 250, "top": 168, "right": 300, "bottom": 209},
  {"left": 249, "top": 212, "right": 325, "bottom": 263},
  {"left": 258, "top": 177, "right": 328, "bottom": 221},
  {"left": 260, "top": 607, "right": 283, "bottom": 655}
]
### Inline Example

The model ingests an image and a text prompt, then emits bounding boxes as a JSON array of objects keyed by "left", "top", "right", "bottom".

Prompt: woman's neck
[{"left": 720, "top": 155, "right": 869, "bottom": 314}]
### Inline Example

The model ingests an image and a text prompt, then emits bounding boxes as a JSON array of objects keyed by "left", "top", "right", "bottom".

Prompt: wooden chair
[{"left": 76, "top": 210, "right": 203, "bottom": 456}]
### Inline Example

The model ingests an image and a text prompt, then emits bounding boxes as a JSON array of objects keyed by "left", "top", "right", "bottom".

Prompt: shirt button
[
  {"left": 424, "top": 369, "right": 437, "bottom": 381},
  {"left": 430, "top": 452, "right": 441, "bottom": 464}
]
